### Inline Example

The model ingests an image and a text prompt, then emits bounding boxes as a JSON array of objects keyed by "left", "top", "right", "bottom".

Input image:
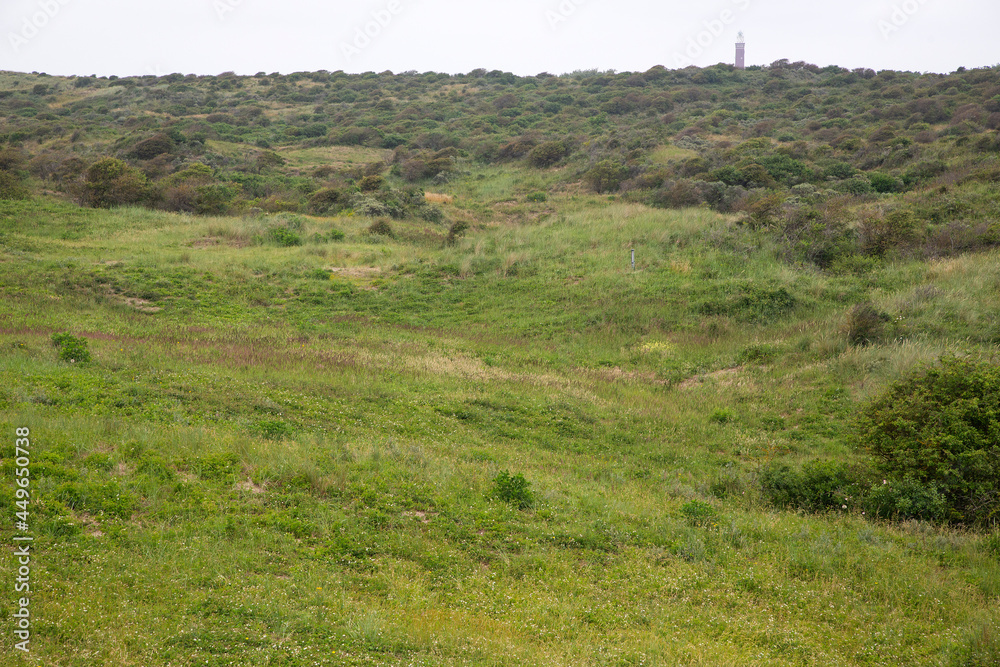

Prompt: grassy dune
[{"left": 1, "top": 188, "right": 999, "bottom": 666}]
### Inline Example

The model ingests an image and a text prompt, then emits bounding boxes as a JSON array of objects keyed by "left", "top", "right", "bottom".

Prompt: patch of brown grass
[{"left": 425, "top": 192, "right": 454, "bottom": 204}]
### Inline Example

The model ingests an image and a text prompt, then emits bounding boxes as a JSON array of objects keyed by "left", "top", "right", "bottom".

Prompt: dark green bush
[
  {"left": 446, "top": 220, "right": 469, "bottom": 246},
  {"left": 527, "top": 141, "right": 568, "bottom": 168},
  {"left": 417, "top": 203, "right": 444, "bottom": 223},
  {"left": 838, "top": 176, "right": 874, "bottom": 195},
  {"left": 859, "top": 209, "right": 917, "bottom": 257},
  {"left": 308, "top": 188, "right": 346, "bottom": 216},
  {"left": 51, "top": 333, "right": 91, "bottom": 363},
  {"left": 698, "top": 283, "right": 797, "bottom": 323},
  {"left": 268, "top": 226, "right": 301, "bottom": 247},
  {"left": 129, "top": 133, "right": 174, "bottom": 160},
  {"left": 586, "top": 159, "right": 629, "bottom": 193},
  {"left": 0, "top": 170, "right": 30, "bottom": 200},
  {"left": 367, "top": 219, "right": 395, "bottom": 238},
  {"left": 867, "top": 171, "right": 904, "bottom": 193},
  {"left": 83, "top": 157, "right": 149, "bottom": 208},
  {"left": 738, "top": 343, "right": 779, "bottom": 364},
  {"left": 358, "top": 174, "right": 384, "bottom": 192},
  {"left": 741, "top": 191, "right": 784, "bottom": 229},
  {"left": 708, "top": 408, "right": 735, "bottom": 424},
  {"left": 862, "top": 478, "right": 948, "bottom": 521},
  {"left": 492, "top": 470, "right": 534, "bottom": 510},
  {"left": 760, "top": 459, "right": 864, "bottom": 512},
  {"left": 855, "top": 357, "right": 1000, "bottom": 525},
  {"left": 843, "top": 302, "right": 889, "bottom": 346},
  {"left": 779, "top": 203, "right": 857, "bottom": 268}
]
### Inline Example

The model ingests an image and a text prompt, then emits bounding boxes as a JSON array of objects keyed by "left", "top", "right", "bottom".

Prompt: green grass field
[{"left": 2, "top": 183, "right": 1000, "bottom": 665}]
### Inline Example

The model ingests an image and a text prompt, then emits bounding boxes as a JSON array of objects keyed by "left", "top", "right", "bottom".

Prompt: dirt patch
[
  {"left": 678, "top": 367, "right": 742, "bottom": 390},
  {"left": 328, "top": 266, "right": 382, "bottom": 278},
  {"left": 189, "top": 235, "right": 251, "bottom": 249},
  {"left": 234, "top": 480, "right": 265, "bottom": 495},
  {"left": 122, "top": 296, "right": 163, "bottom": 313},
  {"left": 189, "top": 237, "right": 221, "bottom": 248},
  {"left": 402, "top": 510, "right": 436, "bottom": 524},
  {"left": 587, "top": 366, "right": 669, "bottom": 385},
  {"left": 78, "top": 513, "right": 104, "bottom": 538}
]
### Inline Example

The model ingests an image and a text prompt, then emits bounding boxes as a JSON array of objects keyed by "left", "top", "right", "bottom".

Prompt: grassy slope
[{"left": 1, "top": 176, "right": 999, "bottom": 666}]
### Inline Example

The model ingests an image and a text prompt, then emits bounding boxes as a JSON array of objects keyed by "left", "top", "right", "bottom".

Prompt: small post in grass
[{"left": 630, "top": 248, "right": 635, "bottom": 270}]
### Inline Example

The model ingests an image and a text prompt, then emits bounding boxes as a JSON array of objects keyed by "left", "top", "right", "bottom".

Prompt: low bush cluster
[
  {"left": 51, "top": 333, "right": 91, "bottom": 363},
  {"left": 763, "top": 357, "right": 1000, "bottom": 527},
  {"left": 492, "top": 470, "right": 534, "bottom": 510}
]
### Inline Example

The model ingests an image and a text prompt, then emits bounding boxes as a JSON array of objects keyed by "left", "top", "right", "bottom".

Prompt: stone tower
[{"left": 736, "top": 31, "right": 745, "bottom": 70}]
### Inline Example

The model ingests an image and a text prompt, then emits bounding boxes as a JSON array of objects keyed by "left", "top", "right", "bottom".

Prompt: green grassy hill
[{"left": 1, "top": 65, "right": 999, "bottom": 666}]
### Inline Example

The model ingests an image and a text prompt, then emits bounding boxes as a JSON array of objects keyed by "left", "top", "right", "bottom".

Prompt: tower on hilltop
[{"left": 736, "top": 31, "right": 745, "bottom": 70}]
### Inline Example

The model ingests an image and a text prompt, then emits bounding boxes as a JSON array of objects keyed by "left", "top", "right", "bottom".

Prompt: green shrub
[
  {"left": 351, "top": 194, "right": 391, "bottom": 218},
  {"left": 525, "top": 191, "right": 548, "bottom": 203},
  {"left": 446, "top": 220, "right": 469, "bottom": 246},
  {"left": 760, "top": 459, "right": 864, "bottom": 512},
  {"left": 843, "top": 302, "right": 889, "bottom": 346},
  {"left": 0, "top": 169, "right": 30, "bottom": 200},
  {"left": 741, "top": 191, "right": 784, "bottom": 229},
  {"left": 51, "top": 333, "right": 91, "bottom": 363},
  {"left": 867, "top": 171, "right": 904, "bottom": 193},
  {"left": 128, "top": 133, "right": 174, "bottom": 160},
  {"left": 838, "top": 176, "right": 874, "bottom": 195},
  {"left": 308, "top": 188, "right": 346, "bottom": 215},
  {"left": 859, "top": 209, "right": 917, "bottom": 257},
  {"left": 268, "top": 226, "right": 301, "bottom": 247},
  {"left": 417, "top": 203, "right": 444, "bottom": 223},
  {"left": 368, "top": 219, "right": 395, "bottom": 238},
  {"left": 492, "top": 470, "right": 534, "bottom": 510},
  {"left": 738, "top": 343, "right": 779, "bottom": 364},
  {"left": 83, "top": 157, "right": 149, "bottom": 208},
  {"left": 862, "top": 478, "right": 948, "bottom": 522},
  {"left": 585, "top": 159, "right": 629, "bottom": 193},
  {"left": 698, "top": 283, "right": 797, "bottom": 323},
  {"left": 358, "top": 174, "right": 384, "bottom": 192},
  {"left": 527, "top": 141, "right": 568, "bottom": 168},
  {"left": 680, "top": 500, "right": 719, "bottom": 528},
  {"left": 855, "top": 357, "right": 1000, "bottom": 525},
  {"left": 327, "top": 228, "right": 346, "bottom": 242},
  {"left": 708, "top": 408, "right": 735, "bottom": 424}
]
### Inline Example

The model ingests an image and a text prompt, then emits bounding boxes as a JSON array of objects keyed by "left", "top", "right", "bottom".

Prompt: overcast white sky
[{"left": 1, "top": 0, "right": 997, "bottom": 78}]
